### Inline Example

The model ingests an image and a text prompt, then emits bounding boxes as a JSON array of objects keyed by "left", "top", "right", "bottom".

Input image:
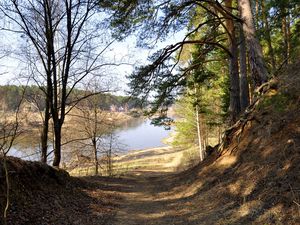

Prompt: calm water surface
[
  {"left": 116, "top": 119, "right": 171, "bottom": 150},
  {"left": 8, "top": 119, "right": 171, "bottom": 161}
]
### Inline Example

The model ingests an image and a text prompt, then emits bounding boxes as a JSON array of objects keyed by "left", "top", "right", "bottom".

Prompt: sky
[
  {"left": 104, "top": 31, "right": 186, "bottom": 94},
  {"left": 0, "top": 22, "right": 186, "bottom": 95}
]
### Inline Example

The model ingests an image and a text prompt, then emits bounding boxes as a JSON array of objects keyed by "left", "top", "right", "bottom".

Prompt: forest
[
  {"left": 0, "top": 85, "right": 137, "bottom": 111},
  {"left": 0, "top": 0, "right": 299, "bottom": 225}
]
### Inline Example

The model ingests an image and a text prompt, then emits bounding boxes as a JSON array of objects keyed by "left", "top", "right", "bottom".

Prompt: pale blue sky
[{"left": 0, "top": 28, "right": 186, "bottom": 94}]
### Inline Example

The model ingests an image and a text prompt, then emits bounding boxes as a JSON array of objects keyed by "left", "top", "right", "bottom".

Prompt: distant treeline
[{"left": 0, "top": 85, "right": 141, "bottom": 112}]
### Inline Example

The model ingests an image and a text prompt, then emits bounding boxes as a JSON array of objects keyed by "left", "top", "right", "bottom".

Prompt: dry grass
[{"left": 69, "top": 146, "right": 195, "bottom": 176}]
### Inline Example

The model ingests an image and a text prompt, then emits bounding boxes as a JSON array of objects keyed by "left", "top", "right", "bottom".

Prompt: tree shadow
[{"left": 101, "top": 116, "right": 300, "bottom": 225}]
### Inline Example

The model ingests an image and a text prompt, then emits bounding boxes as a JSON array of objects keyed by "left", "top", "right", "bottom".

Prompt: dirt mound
[{"left": 0, "top": 157, "right": 118, "bottom": 225}]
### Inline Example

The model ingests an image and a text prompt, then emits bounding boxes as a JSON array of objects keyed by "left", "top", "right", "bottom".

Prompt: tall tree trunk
[
  {"left": 52, "top": 122, "right": 61, "bottom": 167},
  {"left": 281, "top": 5, "right": 291, "bottom": 64},
  {"left": 282, "top": 13, "right": 288, "bottom": 62},
  {"left": 42, "top": 3, "right": 53, "bottom": 164},
  {"left": 92, "top": 138, "right": 99, "bottom": 175},
  {"left": 93, "top": 102, "right": 99, "bottom": 175},
  {"left": 228, "top": 36, "right": 241, "bottom": 122},
  {"left": 262, "top": 0, "right": 276, "bottom": 71},
  {"left": 226, "top": 0, "right": 241, "bottom": 122},
  {"left": 238, "top": 0, "right": 268, "bottom": 87},
  {"left": 196, "top": 104, "right": 204, "bottom": 161},
  {"left": 41, "top": 98, "right": 50, "bottom": 163},
  {"left": 287, "top": 13, "right": 291, "bottom": 64},
  {"left": 247, "top": 55, "right": 255, "bottom": 102},
  {"left": 239, "top": 26, "right": 250, "bottom": 112},
  {"left": 107, "top": 133, "right": 113, "bottom": 176}
]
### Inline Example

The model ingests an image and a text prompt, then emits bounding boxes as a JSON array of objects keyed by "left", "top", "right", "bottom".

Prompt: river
[
  {"left": 115, "top": 119, "right": 171, "bottom": 151},
  {"left": 8, "top": 119, "right": 171, "bottom": 162}
]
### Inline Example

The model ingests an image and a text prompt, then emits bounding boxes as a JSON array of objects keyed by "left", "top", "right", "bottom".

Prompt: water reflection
[
  {"left": 115, "top": 119, "right": 171, "bottom": 151},
  {"left": 7, "top": 118, "right": 171, "bottom": 161}
]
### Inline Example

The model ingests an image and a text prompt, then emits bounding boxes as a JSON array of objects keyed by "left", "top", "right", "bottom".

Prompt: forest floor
[{"left": 1, "top": 62, "right": 300, "bottom": 224}]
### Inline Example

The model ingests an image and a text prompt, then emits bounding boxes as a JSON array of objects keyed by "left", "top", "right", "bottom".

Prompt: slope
[{"left": 108, "top": 62, "right": 300, "bottom": 224}]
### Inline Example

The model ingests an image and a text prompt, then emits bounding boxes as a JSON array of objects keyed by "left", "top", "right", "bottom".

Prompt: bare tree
[
  {"left": 60, "top": 75, "right": 121, "bottom": 175},
  {"left": 73, "top": 98, "right": 113, "bottom": 174},
  {"left": 1, "top": 0, "right": 116, "bottom": 167}
]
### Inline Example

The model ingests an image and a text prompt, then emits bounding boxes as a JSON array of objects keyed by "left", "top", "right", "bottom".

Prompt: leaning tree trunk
[
  {"left": 239, "top": 25, "right": 250, "bottom": 112},
  {"left": 238, "top": 0, "right": 268, "bottom": 87}
]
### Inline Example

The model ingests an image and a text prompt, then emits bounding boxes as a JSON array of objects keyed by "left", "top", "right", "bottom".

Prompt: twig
[{"left": 293, "top": 200, "right": 300, "bottom": 207}]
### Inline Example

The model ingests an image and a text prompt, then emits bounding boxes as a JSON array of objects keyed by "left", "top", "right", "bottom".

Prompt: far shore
[{"left": 1, "top": 109, "right": 137, "bottom": 148}]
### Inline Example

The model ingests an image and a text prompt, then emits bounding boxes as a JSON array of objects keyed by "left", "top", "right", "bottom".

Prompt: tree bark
[
  {"left": 228, "top": 34, "right": 241, "bottom": 122},
  {"left": 238, "top": 0, "right": 269, "bottom": 87},
  {"left": 42, "top": 1, "right": 54, "bottom": 164},
  {"left": 41, "top": 98, "right": 50, "bottom": 163},
  {"left": 226, "top": 0, "right": 241, "bottom": 122},
  {"left": 52, "top": 122, "right": 62, "bottom": 167},
  {"left": 239, "top": 25, "right": 250, "bottom": 112}
]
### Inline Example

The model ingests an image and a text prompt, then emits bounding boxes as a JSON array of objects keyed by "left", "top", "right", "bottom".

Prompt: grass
[{"left": 69, "top": 146, "right": 199, "bottom": 177}]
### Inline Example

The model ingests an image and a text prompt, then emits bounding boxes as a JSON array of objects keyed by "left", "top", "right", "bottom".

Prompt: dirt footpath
[{"left": 106, "top": 173, "right": 188, "bottom": 225}]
